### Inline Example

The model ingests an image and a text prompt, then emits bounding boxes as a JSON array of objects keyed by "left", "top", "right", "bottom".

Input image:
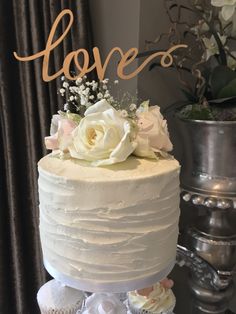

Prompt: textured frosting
[
  {"left": 128, "top": 283, "right": 176, "bottom": 313},
  {"left": 38, "top": 154, "right": 180, "bottom": 291}
]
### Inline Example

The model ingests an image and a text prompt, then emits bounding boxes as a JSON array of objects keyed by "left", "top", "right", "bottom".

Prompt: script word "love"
[{"left": 13, "top": 9, "right": 187, "bottom": 82}]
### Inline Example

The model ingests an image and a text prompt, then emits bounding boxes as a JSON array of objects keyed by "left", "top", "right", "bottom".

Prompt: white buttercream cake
[{"left": 38, "top": 154, "right": 180, "bottom": 292}]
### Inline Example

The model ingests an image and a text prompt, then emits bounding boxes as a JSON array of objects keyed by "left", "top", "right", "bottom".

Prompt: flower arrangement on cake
[
  {"left": 139, "top": 0, "right": 236, "bottom": 120},
  {"left": 45, "top": 76, "right": 173, "bottom": 166}
]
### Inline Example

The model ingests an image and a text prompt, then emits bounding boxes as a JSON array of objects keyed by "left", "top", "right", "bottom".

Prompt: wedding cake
[
  {"left": 38, "top": 154, "right": 179, "bottom": 292},
  {"left": 38, "top": 77, "right": 180, "bottom": 293}
]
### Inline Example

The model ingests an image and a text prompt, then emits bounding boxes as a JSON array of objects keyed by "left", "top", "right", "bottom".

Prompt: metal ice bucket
[
  {"left": 175, "top": 118, "right": 236, "bottom": 313},
  {"left": 178, "top": 119, "right": 236, "bottom": 199}
]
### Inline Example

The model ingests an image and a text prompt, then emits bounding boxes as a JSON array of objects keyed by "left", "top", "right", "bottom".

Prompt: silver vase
[{"left": 175, "top": 118, "right": 236, "bottom": 313}]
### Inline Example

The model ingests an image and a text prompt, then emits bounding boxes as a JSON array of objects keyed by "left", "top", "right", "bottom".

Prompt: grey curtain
[{"left": 0, "top": 1, "right": 94, "bottom": 313}]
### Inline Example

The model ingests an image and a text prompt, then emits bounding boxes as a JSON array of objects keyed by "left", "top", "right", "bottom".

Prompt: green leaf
[
  {"left": 201, "top": 67, "right": 212, "bottom": 83},
  {"left": 66, "top": 113, "right": 82, "bottom": 123},
  {"left": 209, "top": 66, "right": 236, "bottom": 99},
  {"left": 208, "top": 96, "right": 236, "bottom": 105},
  {"left": 139, "top": 100, "right": 150, "bottom": 112},
  {"left": 217, "top": 78, "right": 236, "bottom": 99}
]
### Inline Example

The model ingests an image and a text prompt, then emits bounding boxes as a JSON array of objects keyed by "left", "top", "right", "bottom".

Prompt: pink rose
[
  {"left": 45, "top": 115, "right": 77, "bottom": 151},
  {"left": 134, "top": 105, "right": 173, "bottom": 158},
  {"left": 160, "top": 278, "right": 174, "bottom": 289}
]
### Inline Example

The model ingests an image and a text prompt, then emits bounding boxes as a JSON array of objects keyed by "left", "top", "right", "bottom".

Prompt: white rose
[
  {"left": 134, "top": 104, "right": 173, "bottom": 159},
  {"left": 69, "top": 99, "right": 136, "bottom": 166},
  {"left": 202, "top": 34, "right": 227, "bottom": 60},
  {"left": 219, "top": 10, "right": 236, "bottom": 36},
  {"left": 81, "top": 293, "right": 127, "bottom": 314},
  {"left": 211, "top": 0, "right": 236, "bottom": 20}
]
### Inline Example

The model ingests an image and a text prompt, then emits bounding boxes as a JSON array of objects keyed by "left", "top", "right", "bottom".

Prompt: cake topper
[{"left": 13, "top": 9, "right": 187, "bottom": 82}]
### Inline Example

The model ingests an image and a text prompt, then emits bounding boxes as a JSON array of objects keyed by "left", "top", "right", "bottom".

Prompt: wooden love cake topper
[{"left": 13, "top": 9, "right": 187, "bottom": 82}]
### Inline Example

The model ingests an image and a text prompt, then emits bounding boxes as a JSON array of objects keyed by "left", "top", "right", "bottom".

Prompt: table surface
[{"left": 170, "top": 264, "right": 236, "bottom": 314}]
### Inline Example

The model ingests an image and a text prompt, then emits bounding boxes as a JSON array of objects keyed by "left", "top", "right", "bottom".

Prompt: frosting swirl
[{"left": 128, "top": 283, "right": 175, "bottom": 313}]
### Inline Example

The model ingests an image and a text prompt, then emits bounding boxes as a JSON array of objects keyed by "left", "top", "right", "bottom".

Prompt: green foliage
[
  {"left": 210, "top": 66, "right": 236, "bottom": 99},
  {"left": 177, "top": 104, "right": 214, "bottom": 120},
  {"left": 177, "top": 103, "right": 236, "bottom": 121},
  {"left": 179, "top": 66, "right": 236, "bottom": 120},
  {"left": 140, "top": 0, "right": 236, "bottom": 120},
  {"left": 217, "top": 78, "right": 236, "bottom": 99}
]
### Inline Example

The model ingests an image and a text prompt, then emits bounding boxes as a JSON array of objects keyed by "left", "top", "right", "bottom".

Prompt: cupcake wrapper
[
  {"left": 128, "top": 299, "right": 175, "bottom": 314},
  {"left": 38, "top": 299, "right": 83, "bottom": 314}
]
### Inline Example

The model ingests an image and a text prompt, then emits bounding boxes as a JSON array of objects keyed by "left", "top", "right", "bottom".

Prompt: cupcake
[
  {"left": 128, "top": 282, "right": 176, "bottom": 314},
  {"left": 37, "top": 279, "right": 84, "bottom": 314}
]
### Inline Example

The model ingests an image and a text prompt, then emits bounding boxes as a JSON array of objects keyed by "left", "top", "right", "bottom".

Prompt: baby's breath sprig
[
  {"left": 58, "top": 76, "right": 117, "bottom": 116},
  {"left": 112, "top": 91, "right": 140, "bottom": 120},
  {"left": 58, "top": 76, "right": 143, "bottom": 120}
]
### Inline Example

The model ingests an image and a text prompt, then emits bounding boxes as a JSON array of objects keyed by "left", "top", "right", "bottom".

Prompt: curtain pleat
[{"left": 0, "top": 1, "right": 94, "bottom": 313}]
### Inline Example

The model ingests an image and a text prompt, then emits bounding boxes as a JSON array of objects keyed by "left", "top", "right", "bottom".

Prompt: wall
[
  {"left": 89, "top": 0, "right": 140, "bottom": 96},
  {"left": 138, "top": 0, "right": 186, "bottom": 108}
]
